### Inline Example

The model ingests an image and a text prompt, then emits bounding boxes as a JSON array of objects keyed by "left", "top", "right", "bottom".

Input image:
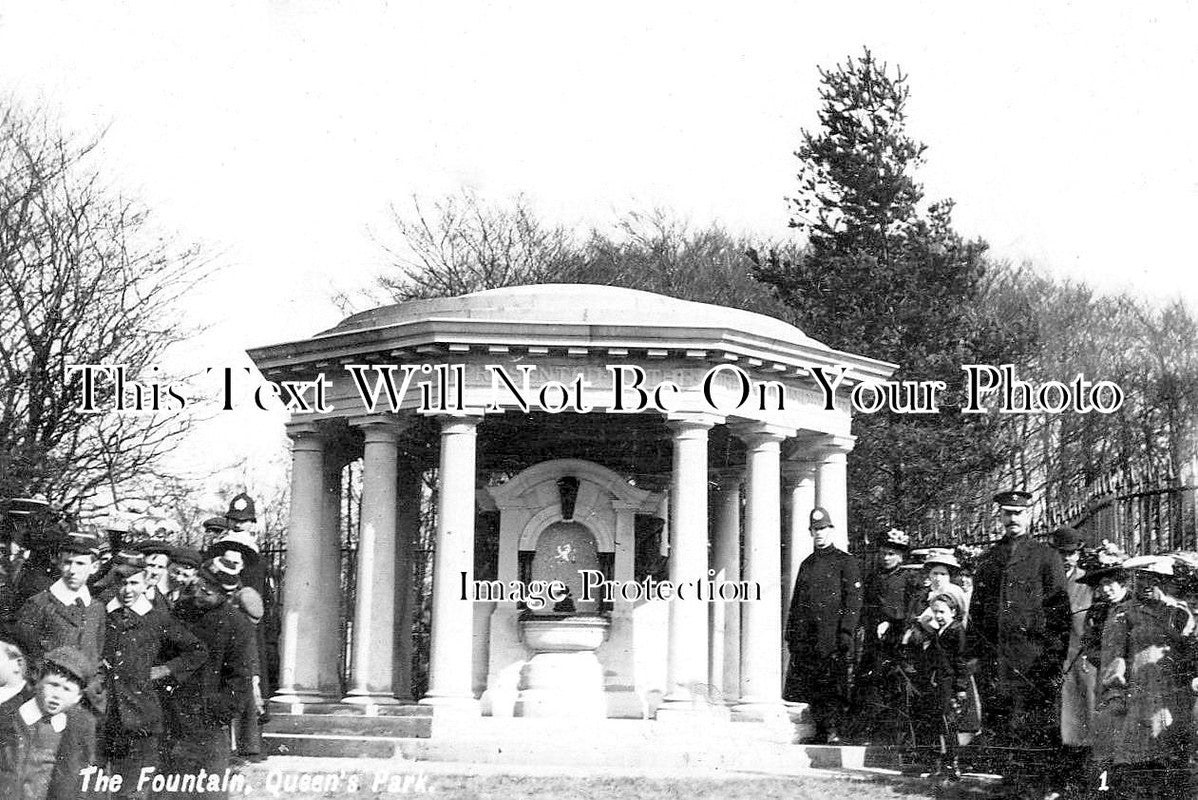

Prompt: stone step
[
  {"left": 266, "top": 713, "right": 433, "bottom": 738},
  {"left": 267, "top": 701, "right": 432, "bottom": 717}
]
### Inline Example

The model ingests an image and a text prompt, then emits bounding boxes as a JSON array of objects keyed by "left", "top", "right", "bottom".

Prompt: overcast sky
[{"left": 2, "top": 1, "right": 1196, "bottom": 486}]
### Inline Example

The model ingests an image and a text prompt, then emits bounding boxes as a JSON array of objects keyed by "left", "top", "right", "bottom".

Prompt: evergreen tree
[{"left": 754, "top": 49, "right": 1034, "bottom": 543}]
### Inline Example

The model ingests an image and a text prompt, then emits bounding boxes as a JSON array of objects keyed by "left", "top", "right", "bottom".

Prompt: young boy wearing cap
[
  {"left": 133, "top": 541, "right": 173, "bottom": 613},
  {"left": 0, "top": 645, "right": 97, "bottom": 800},
  {"left": 101, "top": 554, "right": 206, "bottom": 800},
  {"left": 164, "top": 547, "right": 202, "bottom": 612}
]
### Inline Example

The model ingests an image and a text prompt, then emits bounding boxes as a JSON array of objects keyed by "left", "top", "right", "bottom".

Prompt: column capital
[
  {"left": 780, "top": 460, "right": 818, "bottom": 484},
  {"left": 434, "top": 412, "right": 483, "bottom": 434},
  {"left": 285, "top": 420, "right": 324, "bottom": 440},
  {"left": 728, "top": 421, "right": 794, "bottom": 446},
  {"left": 811, "top": 433, "right": 856, "bottom": 459},
  {"left": 349, "top": 415, "right": 408, "bottom": 444},
  {"left": 664, "top": 411, "right": 723, "bottom": 433},
  {"left": 789, "top": 432, "right": 855, "bottom": 460}
]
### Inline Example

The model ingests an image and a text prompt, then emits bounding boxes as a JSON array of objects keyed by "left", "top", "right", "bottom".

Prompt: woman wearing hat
[
  {"left": 1098, "top": 556, "right": 1195, "bottom": 797},
  {"left": 854, "top": 529, "right": 923, "bottom": 744},
  {"left": 912, "top": 552, "right": 970, "bottom": 632}
]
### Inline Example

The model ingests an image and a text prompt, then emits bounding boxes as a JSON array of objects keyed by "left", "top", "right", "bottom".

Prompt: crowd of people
[
  {"left": 785, "top": 491, "right": 1198, "bottom": 800},
  {"left": 0, "top": 493, "right": 275, "bottom": 800}
]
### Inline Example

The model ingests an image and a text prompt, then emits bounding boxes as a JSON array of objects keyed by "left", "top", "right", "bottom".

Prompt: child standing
[
  {"left": 910, "top": 592, "right": 975, "bottom": 784},
  {"left": 0, "top": 645, "right": 97, "bottom": 800}
]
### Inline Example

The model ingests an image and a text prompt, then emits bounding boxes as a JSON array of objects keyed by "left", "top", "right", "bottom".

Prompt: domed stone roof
[{"left": 323, "top": 284, "right": 824, "bottom": 347}]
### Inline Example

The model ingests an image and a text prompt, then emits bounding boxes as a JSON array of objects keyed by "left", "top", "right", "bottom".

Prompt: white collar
[
  {"left": 0, "top": 682, "right": 24, "bottom": 706},
  {"left": 106, "top": 595, "right": 153, "bottom": 616},
  {"left": 18, "top": 698, "right": 66, "bottom": 733},
  {"left": 49, "top": 579, "right": 92, "bottom": 607}
]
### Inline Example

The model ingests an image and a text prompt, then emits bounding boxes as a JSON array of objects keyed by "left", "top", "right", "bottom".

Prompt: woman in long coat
[{"left": 1099, "top": 556, "right": 1195, "bottom": 798}]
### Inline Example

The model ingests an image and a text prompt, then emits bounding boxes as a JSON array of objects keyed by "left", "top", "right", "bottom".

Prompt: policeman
[
  {"left": 784, "top": 507, "right": 863, "bottom": 744},
  {"left": 967, "top": 490, "right": 1070, "bottom": 793}
]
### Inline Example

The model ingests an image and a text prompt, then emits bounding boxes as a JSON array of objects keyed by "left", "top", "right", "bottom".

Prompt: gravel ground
[{"left": 232, "top": 756, "right": 1004, "bottom": 800}]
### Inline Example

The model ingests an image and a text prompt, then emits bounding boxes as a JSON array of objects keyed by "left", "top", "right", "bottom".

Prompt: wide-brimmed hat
[
  {"left": 1077, "top": 565, "right": 1129, "bottom": 586},
  {"left": 922, "top": 551, "right": 961, "bottom": 572},
  {"left": 1122, "top": 555, "right": 1174, "bottom": 577},
  {"left": 202, "top": 556, "right": 243, "bottom": 593},
  {"left": 212, "top": 529, "right": 259, "bottom": 556}
]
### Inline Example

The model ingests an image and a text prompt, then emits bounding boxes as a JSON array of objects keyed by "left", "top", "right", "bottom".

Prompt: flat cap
[
  {"left": 59, "top": 530, "right": 102, "bottom": 558},
  {"left": 43, "top": 645, "right": 95, "bottom": 686},
  {"left": 993, "top": 490, "right": 1033, "bottom": 509},
  {"left": 169, "top": 545, "right": 203, "bottom": 568}
]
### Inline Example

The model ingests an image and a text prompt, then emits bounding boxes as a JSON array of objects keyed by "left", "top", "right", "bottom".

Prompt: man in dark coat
[
  {"left": 15, "top": 532, "right": 106, "bottom": 718},
  {"left": 967, "top": 490, "right": 1070, "bottom": 752},
  {"left": 853, "top": 527, "right": 921, "bottom": 743},
  {"left": 100, "top": 554, "right": 207, "bottom": 800},
  {"left": 162, "top": 565, "right": 254, "bottom": 800},
  {"left": 785, "top": 506, "right": 863, "bottom": 744}
]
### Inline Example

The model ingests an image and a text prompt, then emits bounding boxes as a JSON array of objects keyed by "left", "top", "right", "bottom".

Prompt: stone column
[
  {"left": 274, "top": 422, "right": 342, "bottom": 703},
  {"left": 345, "top": 418, "right": 403, "bottom": 703},
  {"left": 421, "top": 415, "right": 481, "bottom": 711},
  {"left": 658, "top": 415, "right": 716, "bottom": 715},
  {"left": 393, "top": 459, "right": 423, "bottom": 702},
  {"left": 781, "top": 459, "right": 818, "bottom": 611},
  {"left": 709, "top": 471, "right": 742, "bottom": 703},
  {"left": 814, "top": 435, "right": 856, "bottom": 552},
  {"left": 732, "top": 423, "right": 790, "bottom": 723}
]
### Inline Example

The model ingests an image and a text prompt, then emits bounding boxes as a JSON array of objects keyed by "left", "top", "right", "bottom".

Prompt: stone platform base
[{"left": 263, "top": 701, "right": 825, "bottom": 770}]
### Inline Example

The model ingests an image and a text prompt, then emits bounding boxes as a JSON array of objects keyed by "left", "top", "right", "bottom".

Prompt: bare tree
[
  {"left": 366, "top": 189, "right": 582, "bottom": 303},
  {"left": 0, "top": 105, "right": 209, "bottom": 510}
]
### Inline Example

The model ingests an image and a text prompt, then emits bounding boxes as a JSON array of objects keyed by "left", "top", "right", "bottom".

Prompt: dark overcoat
[
  {"left": 15, "top": 589, "right": 106, "bottom": 667},
  {"left": 967, "top": 534, "right": 1070, "bottom": 695},
  {"left": 102, "top": 602, "right": 207, "bottom": 737},
  {"left": 786, "top": 546, "right": 863, "bottom": 658},
  {"left": 0, "top": 701, "right": 96, "bottom": 800},
  {"left": 168, "top": 599, "right": 254, "bottom": 729}
]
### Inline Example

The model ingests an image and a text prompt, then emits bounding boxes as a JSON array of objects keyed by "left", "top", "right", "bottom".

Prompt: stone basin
[{"left": 519, "top": 615, "right": 610, "bottom": 652}]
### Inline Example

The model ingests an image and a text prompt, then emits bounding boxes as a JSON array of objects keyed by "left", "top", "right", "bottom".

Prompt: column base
[
  {"left": 341, "top": 692, "right": 404, "bottom": 705},
  {"left": 655, "top": 701, "right": 731, "bottom": 724},
  {"left": 731, "top": 700, "right": 795, "bottom": 742},
  {"left": 418, "top": 695, "right": 481, "bottom": 714},
  {"left": 271, "top": 687, "right": 342, "bottom": 706}
]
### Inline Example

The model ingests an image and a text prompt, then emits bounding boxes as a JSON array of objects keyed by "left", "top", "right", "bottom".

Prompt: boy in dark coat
[
  {"left": 15, "top": 533, "right": 105, "bottom": 716},
  {"left": 100, "top": 554, "right": 206, "bottom": 800},
  {"left": 161, "top": 565, "right": 254, "bottom": 799},
  {"left": 0, "top": 645, "right": 97, "bottom": 800}
]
